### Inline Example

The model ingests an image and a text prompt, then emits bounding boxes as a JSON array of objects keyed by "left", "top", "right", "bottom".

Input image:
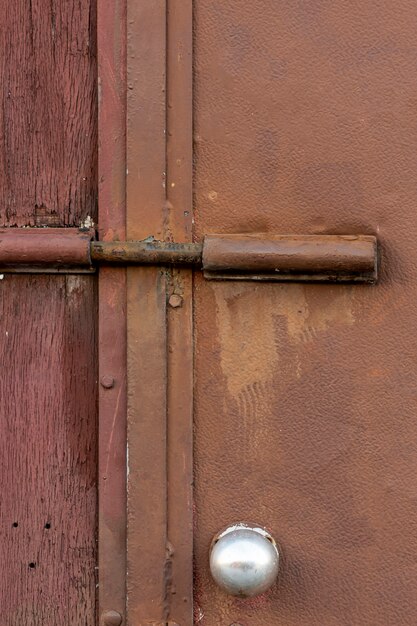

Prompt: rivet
[
  {"left": 102, "top": 610, "right": 123, "bottom": 626},
  {"left": 169, "top": 294, "right": 183, "bottom": 308},
  {"left": 100, "top": 376, "right": 115, "bottom": 389}
]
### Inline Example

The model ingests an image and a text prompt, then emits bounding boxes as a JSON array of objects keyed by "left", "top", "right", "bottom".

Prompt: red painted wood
[
  {"left": 0, "top": 1, "right": 97, "bottom": 227},
  {"left": 0, "top": 275, "right": 97, "bottom": 625},
  {"left": 0, "top": 1, "right": 98, "bottom": 623}
]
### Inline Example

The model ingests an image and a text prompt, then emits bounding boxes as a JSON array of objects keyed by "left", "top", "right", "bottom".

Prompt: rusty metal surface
[
  {"left": 98, "top": 268, "right": 127, "bottom": 625},
  {"left": 97, "top": 0, "right": 127, "bottom": 623},
  {"left": 0, "top": 228, "right": 93, "bottom": 272},
  {"left": 127, "top": 268, "right": 168, "bottom": 624},
  {"left": 166, "top": 1, "right": 194, "bottom": 622},
  {"left": 126, "top": 1, "right": 169, "bottom": 624},
  {"left": 127, "top": 0, "right": 194, "bottom": 622},
  {"left": 91, "top": 240, "right": 201, "bottom": 266},
  {"left": 166, "top": 270, "right": 194, "bottom": 625},
  {"left": 203, "top": 234, "right": 377, "bottom": 282},
  {"left": 0, "top": 233, "right": 376, "bottom": 284},
  {"left": 193, "top": 1, "right": 417, "bottom": 624}
]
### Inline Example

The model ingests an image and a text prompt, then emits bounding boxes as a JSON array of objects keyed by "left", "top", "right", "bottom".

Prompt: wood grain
[
  {"left": 0, "top": 274, "right": 97, "bottom": 625},
  {"left": 0, "top": 1, "right": 97, "bottom": 227},
  {"left": 0, "top": 1, "right": 98, "bottom": 623}
]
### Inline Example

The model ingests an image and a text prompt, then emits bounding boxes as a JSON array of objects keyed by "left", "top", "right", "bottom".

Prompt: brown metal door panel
[{"left": 193, "top": 1, "right": 417, "bottom": 624}]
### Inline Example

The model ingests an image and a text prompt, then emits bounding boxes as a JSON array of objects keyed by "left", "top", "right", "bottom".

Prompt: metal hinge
[{"left": 0, "top": 228, "right": 378, "bottom": 282}]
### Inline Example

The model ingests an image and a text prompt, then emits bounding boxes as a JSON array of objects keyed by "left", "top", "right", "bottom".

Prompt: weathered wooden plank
[
  {"left": 0, "top": 2, "right": 99, "bottom": 623},
  {"left": 0, "top": 1, "right": 97, "bottom": 226},
  {"left": 0, "top": 274, "right": 97, "bottom": 625}
]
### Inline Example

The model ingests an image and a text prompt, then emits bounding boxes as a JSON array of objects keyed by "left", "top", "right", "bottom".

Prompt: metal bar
[
  {"left": 166, "top": 0, "right": 194, "bottom": 622},
  {"left": 91, "top": 240, "right": 202, "bottom": 266},
  {"left": 0, "top": 228, "right": 93, "bottom": 271},
  {"left": 126, "top": 0, "right": 169, "bottom": 624},
  {"left": 97, "top": 0, "right": 127, "bottom": 624},
  {"left": 202, "top": 234, "right": 378, "bottom": 283},
  {"left": 0, "top": 230, "right": 378, "bottom": 283},
  {"left": 127, "top": 269, "right": 168, "bottom": 625}
]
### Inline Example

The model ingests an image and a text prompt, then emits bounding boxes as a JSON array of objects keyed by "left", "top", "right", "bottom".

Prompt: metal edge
[
  {"left": 97, "top": 0, "right": 127, "bottom": 624},
  {"left": 166, "top": 0, "right": 194, "bottom": 623},
  {"left": 126, "top": 0, "right": 169, "bottom": 623}
]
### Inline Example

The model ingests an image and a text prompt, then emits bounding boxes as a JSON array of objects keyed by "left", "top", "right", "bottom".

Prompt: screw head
[
  {"left": 100, "top": 376, "right": 115, "bottom": 389},
  {"left": 102, "top": 610, "right": 122, "bottom": 626},
  {"left": 169, "top": 293, "right": 183, "bottom": 308}
]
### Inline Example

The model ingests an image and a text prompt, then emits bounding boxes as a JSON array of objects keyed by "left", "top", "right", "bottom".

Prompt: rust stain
[
  {"left": 213, "top": 283, "right": 354, "bottom": 399},
  {"left": 213, "top": 282, "right": 277, "bottom": 399}
]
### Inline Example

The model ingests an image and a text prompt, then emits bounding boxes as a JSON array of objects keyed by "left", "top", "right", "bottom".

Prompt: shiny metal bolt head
[{"left": 209, "top": 523, "right": 280, "bottom": 597}]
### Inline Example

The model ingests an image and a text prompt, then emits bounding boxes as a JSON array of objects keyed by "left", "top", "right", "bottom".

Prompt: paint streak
[{"left": 213, "top": 282, "right": 354, "bottom": 399}]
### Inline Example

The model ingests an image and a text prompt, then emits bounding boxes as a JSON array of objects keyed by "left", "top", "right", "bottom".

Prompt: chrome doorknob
[{"left": 209, "top": 523, "right": 280, "bottom": 597}]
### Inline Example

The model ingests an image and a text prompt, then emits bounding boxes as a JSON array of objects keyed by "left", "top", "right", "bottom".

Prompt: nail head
[
  {"left": 100, "top": 376, "right": 115, "bottom": 389},
  {"left": 102, "top": 610, "right": 123, "bottom": 626}
]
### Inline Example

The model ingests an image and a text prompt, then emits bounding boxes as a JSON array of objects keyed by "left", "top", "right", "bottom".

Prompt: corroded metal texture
[
  {"left": 193, "top": 0, "right": 417, "bottom": 624},
  {"left": 165, "top": 1, "right": 194, "bottom": 623},
  {"left": 127, "top": 0, "right": 194, "bottom": 623},
  {"left": 0, "top": 228, "right": 93, "bottom": 271},
  {"left": 0, "top": 234, "right": 377, "bottom": 284},
  {"left": 126, "top": 1, "right": 169, "bottom": 623},
  {"left": 202, "top": 234, "right": 377, "bottom": 282},
  {"left": 97, "top": 0, "right": 127, "bottom": 623},
  {"left": 91, "top": 240, "right": 202, "bottom": 266}
]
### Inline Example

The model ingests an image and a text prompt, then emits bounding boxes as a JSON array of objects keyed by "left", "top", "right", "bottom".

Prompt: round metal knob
[{"left": 209, "top": 523, "right": 280, "bottom": 597}]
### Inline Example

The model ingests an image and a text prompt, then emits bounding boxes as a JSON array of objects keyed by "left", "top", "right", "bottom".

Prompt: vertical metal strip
[
  {"left": 126, "top": 0, "right": 167, "bottom": 241},
  {"left": 127, "top": 0, "right": 194, "bottom": 622},
  {"left": 126, "top": 1, "right": 169, "bottom": 624},
  {"left": 166, "top": 275, "right": 193, "bottom": 625},
  {"left": 166, "top": 1, "right": 194, "bottom": 624},
  {"left": 127, "top": 269, "right": 168, "bottom": 624},
  {"left": 97, "top": 271, "right": 127, "bottom": 626},
  {"left": 97, "top": 1, "right": 127, "bottom": 625}
]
